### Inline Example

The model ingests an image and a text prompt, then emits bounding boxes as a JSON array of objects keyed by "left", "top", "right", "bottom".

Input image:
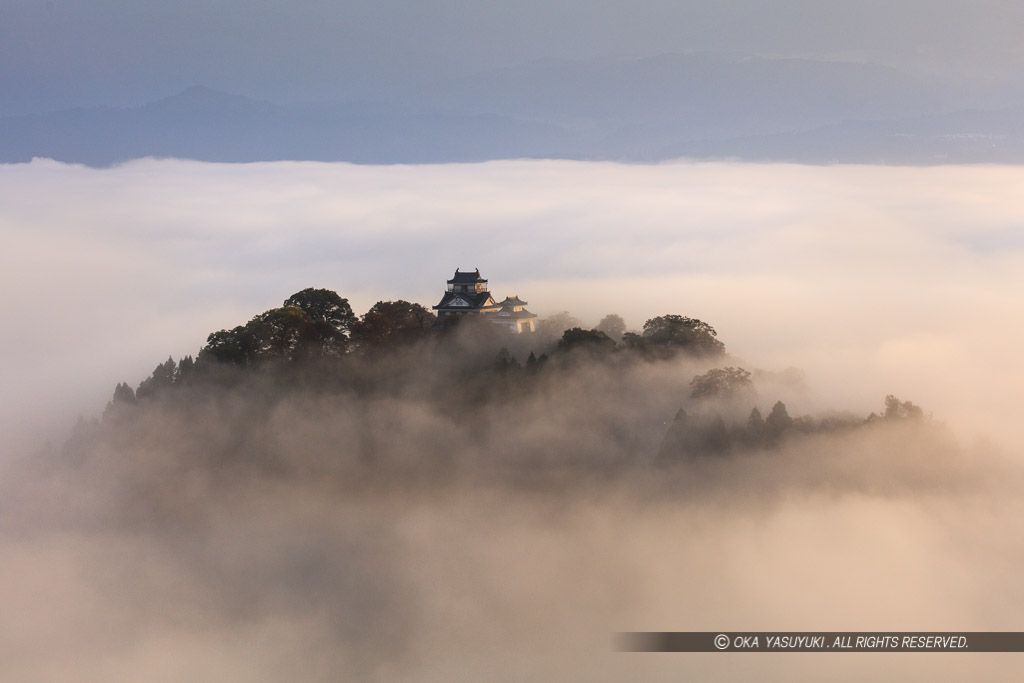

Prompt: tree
[
  {"left": 656, "top": 409, "right": 691, "bottom": 461},
  {"left": 350, "top": 300, "right": 436, "bottom": 349},
  {"left": 657, "top": 409, "right": 731, "bottom": 459},
  {"left": 200, "top": 325, "right": 261, "bottom": 366},
  {"left": 765, "top": 400, "right": 793, "bottom": 438},
  {"left": 535, "top": 311, "right": 582, "bottom": 343},
  {"left": 595, "top": 314, "right": 626, "bottom": 342},
  {"left": 556, "top": 327, "right": 616, "bottom": 354},
  {"left": 525, "top": 351, "right": 539, "bottom": 374},
  {"left": 136, "top": 356, "right": 176, "bottom": 399},
  {"left": 883, "top": 395, "right": 924, "bottom": 420},
  {"left": 747, "top": 406, "right": 764, "bottom": 430},
  {"left": 641, "top": 315, "right": 725, "bottom": 356},
  {"left": 704, "top": 415, "right": 730, "bottom": 454},
  {"left": 102, "top": 382, "right": 137, "bottom": 419},
  {"left": 690, "top": 367, "right": 752, "bottom": 399},
  {"left": 620, "top": 331, "right": 644, "bottom": 350},
  {"left": 746, "top": 407, "right": 765, "bottom": 443},
  {"left": 283, "top": 288, "right": 356, "bottom": 336},
  {"left": 112, "top": 382, "right": 136, "bottom": 405},
  {"left": 198, "top": 306, "right": 314, "bottom": 365},
  {"left": 523, "top": 351, "right": 549, "bottom": 374},
  {"left": 247, "top": 306, "right": 310, "bottom": 359},
  {"left": 176, "top": 355, "right": 195, "bottom": 383},
  {"left": 282, "top": 288, "right": 357, "bottom": 357},
  {"left": 493, "top": 347, "right": 521, "bottom": 373}
]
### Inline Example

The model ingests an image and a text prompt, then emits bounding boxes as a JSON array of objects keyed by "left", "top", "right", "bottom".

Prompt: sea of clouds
[
  {"left": 1, "top": 158, "right": 1022, "bottom": 681},
  {"left": 2, "top": 158, "right": 1022, "bottom": 451}
]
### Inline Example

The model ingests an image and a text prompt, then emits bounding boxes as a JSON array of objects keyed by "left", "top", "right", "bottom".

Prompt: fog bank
[
  {"left": 2, "top": 157, "right": 1024, "bottom": 680},
  {"left": 1, "top": 158, "right": 1022, "bottom": 453}
]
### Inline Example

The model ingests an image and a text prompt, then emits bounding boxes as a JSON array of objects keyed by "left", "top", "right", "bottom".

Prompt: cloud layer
[
  {"left": 2, "top": 157, "right": 1024, "bottom": 681},
  {"left": 2, "top": 158, "right": 1022, "bottom": 451}
]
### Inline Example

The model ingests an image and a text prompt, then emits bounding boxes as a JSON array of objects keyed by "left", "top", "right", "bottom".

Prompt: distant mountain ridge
[
  {"left": 0, "top": 86, "right": 574, "bottom": 166},
  {"left": 2, "top": 54, "right": 1022, "bottom": 165},
  {"left": 427, "top": 54, "right": 942, "bottom": 129},
  {"left": 659, "top": 106, "right": 1024, "bottom": 164}
]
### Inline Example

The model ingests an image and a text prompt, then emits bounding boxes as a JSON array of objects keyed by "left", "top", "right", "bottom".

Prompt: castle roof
[
  {"left": 499, "top": 295, "right": 528, "bottom": 306},
  {"left": 490, "top": 308, "right": 538, "bottom": 320},
  {"left": 447, "top": 268, "right": 487, "bottom": 285},
  {"left": 433, "top": 290, "right": 498, "bottom": 311}
]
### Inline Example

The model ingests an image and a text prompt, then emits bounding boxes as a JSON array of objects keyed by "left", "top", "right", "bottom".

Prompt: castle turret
[
  {"left": 432, "top": 269, "right": 537, "bottom": 333},
  {"left": 433, "top": 269, "right": 499, "bottom": 319},
  {"left": 491, "top": 295, "right": 538, "bottom": 333}
]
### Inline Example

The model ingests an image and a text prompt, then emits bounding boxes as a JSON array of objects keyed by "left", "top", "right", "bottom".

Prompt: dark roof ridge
[{"left": 448, "top": 267, "right": 487, "bottom": 284}]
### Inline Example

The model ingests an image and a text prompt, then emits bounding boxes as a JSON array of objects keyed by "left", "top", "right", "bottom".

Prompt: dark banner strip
[{"left": 617, "top": 632, "right": 1024, "bottom": 653}]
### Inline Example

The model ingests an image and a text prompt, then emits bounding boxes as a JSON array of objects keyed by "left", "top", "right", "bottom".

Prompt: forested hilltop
[
  {"left": 3, "top": 287, "right": 998, "bottom": 683},
  {"left": 61, "top": 287, "right": 958, "bottom": 494}
]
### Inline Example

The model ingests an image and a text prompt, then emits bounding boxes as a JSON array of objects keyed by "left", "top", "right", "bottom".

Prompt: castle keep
[{"left": 433, "top": 268, "right": 537, "bottom": 334}]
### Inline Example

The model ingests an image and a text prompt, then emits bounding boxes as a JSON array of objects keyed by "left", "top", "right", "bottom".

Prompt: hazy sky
[{"left": 3, "top": 0, "right": 1024, "bottom": 113}]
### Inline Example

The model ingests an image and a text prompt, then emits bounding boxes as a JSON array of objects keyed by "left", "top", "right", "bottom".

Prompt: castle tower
[
  {"left": 433, "top": 269, "right": 500, "bottom": 320},
  {"left": 432, "top": 269, "right": 538, "bottom": 333}
]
